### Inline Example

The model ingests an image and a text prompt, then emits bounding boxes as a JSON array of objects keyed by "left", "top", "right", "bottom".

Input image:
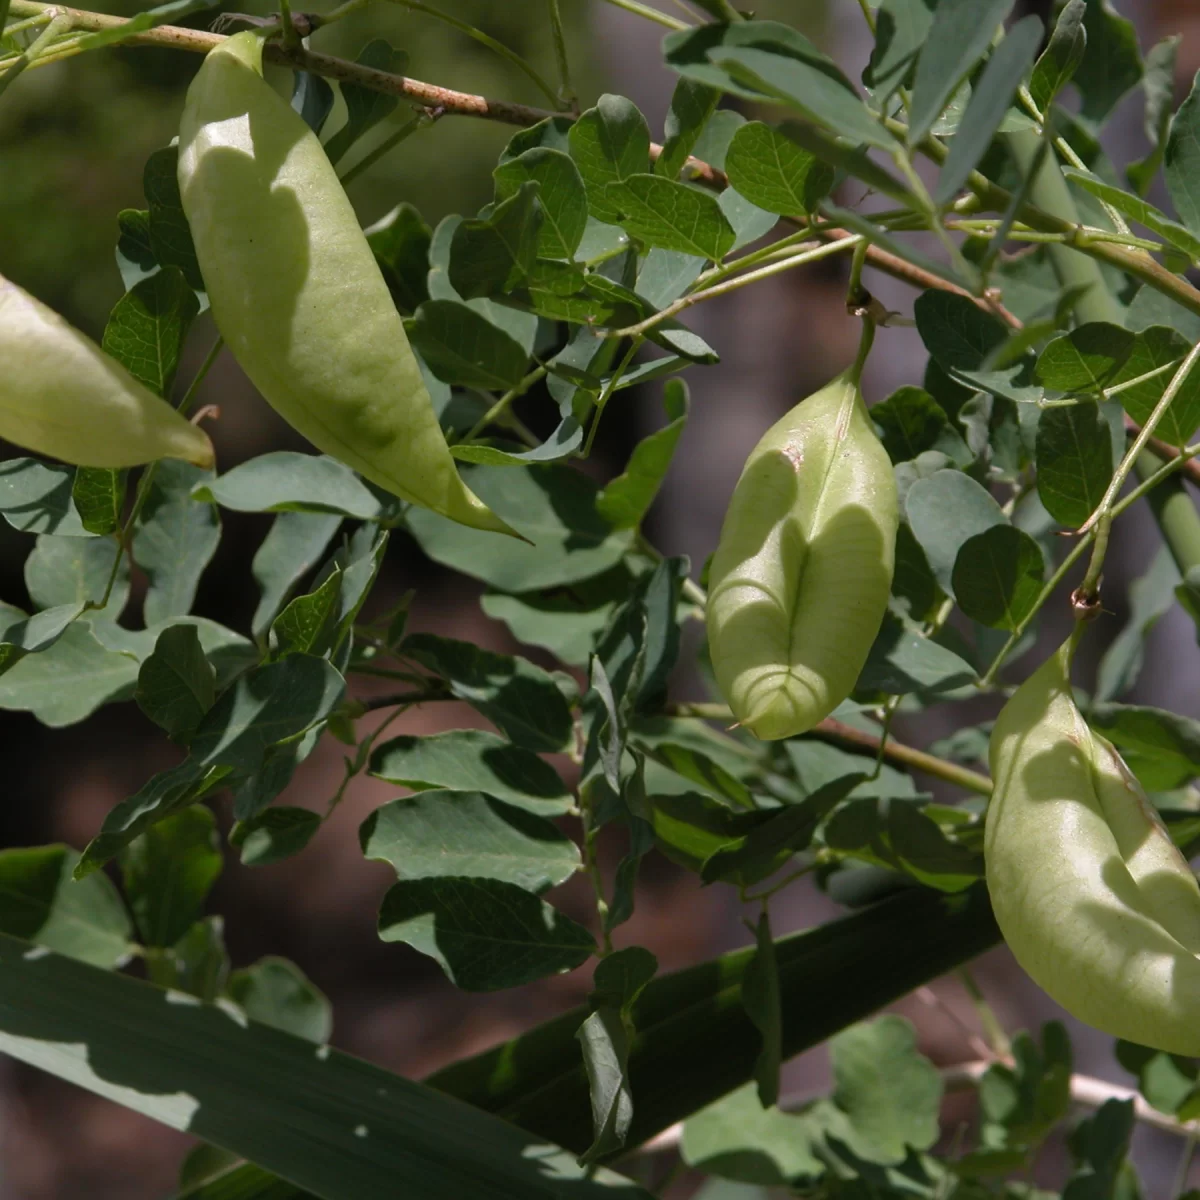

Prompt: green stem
[
  {"left": 0, "top": 11, "right": 68, "bottom": 96},
  {"left": 339, "top": 113, "right": 424, "bottom": 187},
  {"left": 957, "top": 968, "right": 1011, "bottom": 1059},
  {"left": 546, "top": 0, "right": 574, "bottom": 110},
  {"left": 581, "top": 338, "right": 641, "bottom": 458},
  {"left": 386, "top": 0, "right": 560, "bottom": 107},
  {"left": 667, "top": 704, "right": 994, "bottom": 796},
  {"left": 609, "top": 236, "right": 861, "bottom": 339},
  {"left": 462, "top": 364, "right": 548, "bottom": 443},
  {"left": 590, "top": 0, "right": 691, "bottom": 31},
  {"left": 97, "top": 336, "right": 223, "bottom": 610}
]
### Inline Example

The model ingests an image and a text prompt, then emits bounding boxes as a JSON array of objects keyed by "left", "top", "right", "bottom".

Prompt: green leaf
[
  {"left": 908, "top": 0, "right": 1015, "bottom": 146},
  {"left": 702, "top": 776, "right": 863, "bottom": 886},
  {"left": 1036, "top": 321, "right": 1135, "bottom": 391},
  {"left": 322, "top": 39, "right": 403, "bottom": 166},
  {"left": 406, "top": 299, "right": 531, "bottom": 390},
  {"left": 0, "top": 458, "right": 93, "bottom": 536},
  {"left": 1065, "top": 169, "right": 1200, "bottom": 265},
  {"left": 0, "top": 621, "right": 140, "bottom": 727},
  {"left": 72, "top": 468, "right": 124, "bottom": 536},
  {"left": 24, "top": 533, "right": 128, "bottom": 614},
  {"left": 480, "top": 567, "right": 631, "bottom": 668},
  {"left": 663, "top": 21, "right": 895, "bottom": 150},
  {"left": 101, "top": 266, "right": 199, "bottom": 396},
  {"left": 1035, "top": 403, "right": 1114, "bottom": 527},
  {"left": 656, "top": 78, "right": 720, "bottom": 179},
  {"left": 190, "top": 656, "right": 345, "bottom": 773},
  {"left": 723, "top": 121, "right": 833, "bottom": 218},
  {"left": 134, "top": 460, "right": 221, "bottom": 625},
  {"left": 0, "top": 845, "right": 132, "bottom": 967},
  {"left": 1111, "top": 326, "right": 1200, "bottom": 447},
  {"left": 569, "top": 95, "right": 652, "bottom": 224},
  {"left": 135, "top": 623, "right": 216, "bottom": 742},
  {"left": 251, "top": 512, "right": 342, "bottom": 639},
  {"left": 227, "top": 957, "right": 332, "bottom": 1044},
  {"left": 892, "top": 522, "right": 945, "bottom": 621},
  {"left": 1088, "top": 704, "right": 1200, "bottom": 790},
  {"left": 115, "top": 207, "right": 157, "bottom": 293},
  {"left": 644, "top": 741, "right": 752, "bottom": 810},
  {"left": 494, "top": 149, "right": 589, "bottom": 261},
  {"left": 1030, "top": 0, "right": 1087, "bottom": 111},
  {"left": 952, "top": 525, "right": 1045, "bottom": 630},
  {"left": 0, "top": 932, "right": 648, "bottom": 1198},
  {"left": 366, "top": 202, "right": 431, "bottom": 314},
  {"left": 905, "top": 467, "right": 1007, "bottom": 594},
  {"left": 1068, "top": 0, "right": 1142, "bottom": 132},
  {"left": 596, "top": 380, "right": 688, "bottom": 529},
  {"left": 858, "top": 613, "right": 978, "bottom": 697},
  {"left": 119, "top": 805, "right": 221, "bottom": 948},
  {"left": 0, "top": 602, "right": 83, "bottom": 679},
  {"left": 1127, "top": 36, "right": 1179, "bottom": 195},
  {"left": 230, "top": 807, "right": 322, "bottom": 867},
  {"left": 502, "top": 115, "right": 574, "bottom": 162},
  {"left": 194, "top": 452, "right": 387, "bottom": 519},
  {"left": 449, "top": 184, "right": 541, "bottom": 299},
  {"left": 1096, "top": 545, "right": 1179, "bottom": 702},
  {"left": 742, "top": 912, "right": 781, "bottom": 1109},
  {"left": 369, "top": 729, "right": 572, "bottom": 816},
  {"left": 865, "top": 0, "right": 936, "bottom": 101},
  {"left": 935, "top": 17, "right": 1043, "bottom": 205},
  {"left": 1115, "top": 1039, "right": 1198, "bottom": 1116},
  {"left": 145, "top": 146, "right": 204, "bottom": 293},
  {"left": 401, "top": 632, "right": 573, "bottom": 753},
  {"left": 270, "top": 567, "right": 342, "bottom": 660},
  {"left": 291, "top": 68, "right": 335, "bottom": 135},
  {"left": 361, "top": 791, "right": 580, "bottom": 893},
  {"left": 378, "top": 876, "right": 595, "bottom": 991},
  {"left": 1126, "top": 284, "right": 1200, "bottom": 342},
  {"left": 830, "top": 1016, "right": 942, "bottom": 1163},
  {"left": 604, "top": 174, "right": 734, "bottom": 260},
  {"left": 871, "top": 386, "right": 967, "bottom": 464},
  {"left": 405, "top": 463, "right": 635, "bottom": 591}
]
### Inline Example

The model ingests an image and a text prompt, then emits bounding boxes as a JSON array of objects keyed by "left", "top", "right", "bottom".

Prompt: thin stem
[
  {"left": 855, "top": 0, "right": 877, "bottom": 34},
  {"left": 385, "top": 0, "right": 560, "bottom": 107},
  {"left": 591, "top": 0, "right": 690, "bottom": 31},
  {"left": 582, "top": 338, "right": 641, "bottom": 458},
  {"left": 339, "top": 112, "right": 424, "bottom": 187},
  {"left": 1171, "top": 1125, "right": 1199, "bottom": 1198},
  {"left": 463, "top": 364, "right": 548, "bottom": 443},
  {"left": 546, "top": 0, "right": 574, "bottom": 110},
  {"left": 957, "top": 968, "right": 1011, "bottom": 1059},
  {"left": 96, "top": 336, "right": 223, "bottom": 610},
  {"left": 1081, "top": 338, "right": 1200, "bottom": 536},
  {"left": 667, "top": 704, "right": 994, "bottom": 796},
  {"left": 609, "top": 236, "right": 862, "bottom": 339},
  {"left": 0, "top": 11, "right": 69, "bottom": 97}
]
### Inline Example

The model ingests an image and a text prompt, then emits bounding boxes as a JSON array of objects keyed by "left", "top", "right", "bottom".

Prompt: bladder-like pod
[
  {"left": 986, "top": 637, "right": 1200, "bottom": 1054},
  {"left": 177, "top": 33, "right": 514, "bottom": 536},
  {"left": 0, "top": 274, "right": 214, "bottom": 469},
  {"left": 706, "top": 369, "right": 898, "bottom": 740}
]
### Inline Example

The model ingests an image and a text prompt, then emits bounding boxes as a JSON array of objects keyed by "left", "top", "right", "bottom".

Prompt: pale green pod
[
  {"left": 986, "top": 638, "right": 1200, "bottom": 1053},
  {"left": 706, "top": 369, "right": 898, "bottom": 740},
  {"left": 177, "top": 33, "right": 514, "bottom": 537},
  {"left": 0, "top": 274, "right": 214, "bottom": 470}
]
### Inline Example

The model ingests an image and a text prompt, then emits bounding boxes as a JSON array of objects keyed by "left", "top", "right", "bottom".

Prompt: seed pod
[
  {"left": 706, "top": 369, "right": 898, "bottom": 740},
  {"left": 0, "top": 274, "right": 214, "bottom": 470},
  {"left": 177, "top": 33, "right": 514, "bottom": 537},
  {"left": 986, "top": 637, "right": 1200, "bottom": 1054}
]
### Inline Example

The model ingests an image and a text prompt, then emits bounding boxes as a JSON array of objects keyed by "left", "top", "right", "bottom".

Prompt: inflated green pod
[
  {"left": 0, "top": 274, "right": 214, "bottom": 469},
  {"left": 706, "top": 368, "right": 898, "bottom": 740},
  {"left": 177, "top": 33, "right": 513, "bottom": 536},
  {"left": 986, "top": 637, "right": 1200, "bottom": 1053}
]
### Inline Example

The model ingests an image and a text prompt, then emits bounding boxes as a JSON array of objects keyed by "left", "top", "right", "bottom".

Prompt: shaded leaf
[
  {"left": 135, "top": 623, "right": 216, "bottom": 743},
  {"left": 1035, "top": 403, "right": 1113, "bottom": 527},
  {"left": 230, "top": 807, "right": 322, "bottom": 867},
  {"left": 378, "top": 876, "right": 595, "bottom": 991},
  {"left": 494, "top": 149, "right": 589, "bottom": 261},
  {"left": 369, "top": 729, "right": 572, "bottom": 816},
  {"left": 361, "top": 791, "right": 579, "bottom": 893},
  {"left": 569, "top": 95, "right": 652, "bottom": 224},
  {"left": 952, "top": 525, "right": 1045, "bottom": 630},
  {"left": 724, "top": 121, "right": 833, "bottom": 217},
  {"left": 228, "top": 956, "right": 332, "bottom": 1044}
]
